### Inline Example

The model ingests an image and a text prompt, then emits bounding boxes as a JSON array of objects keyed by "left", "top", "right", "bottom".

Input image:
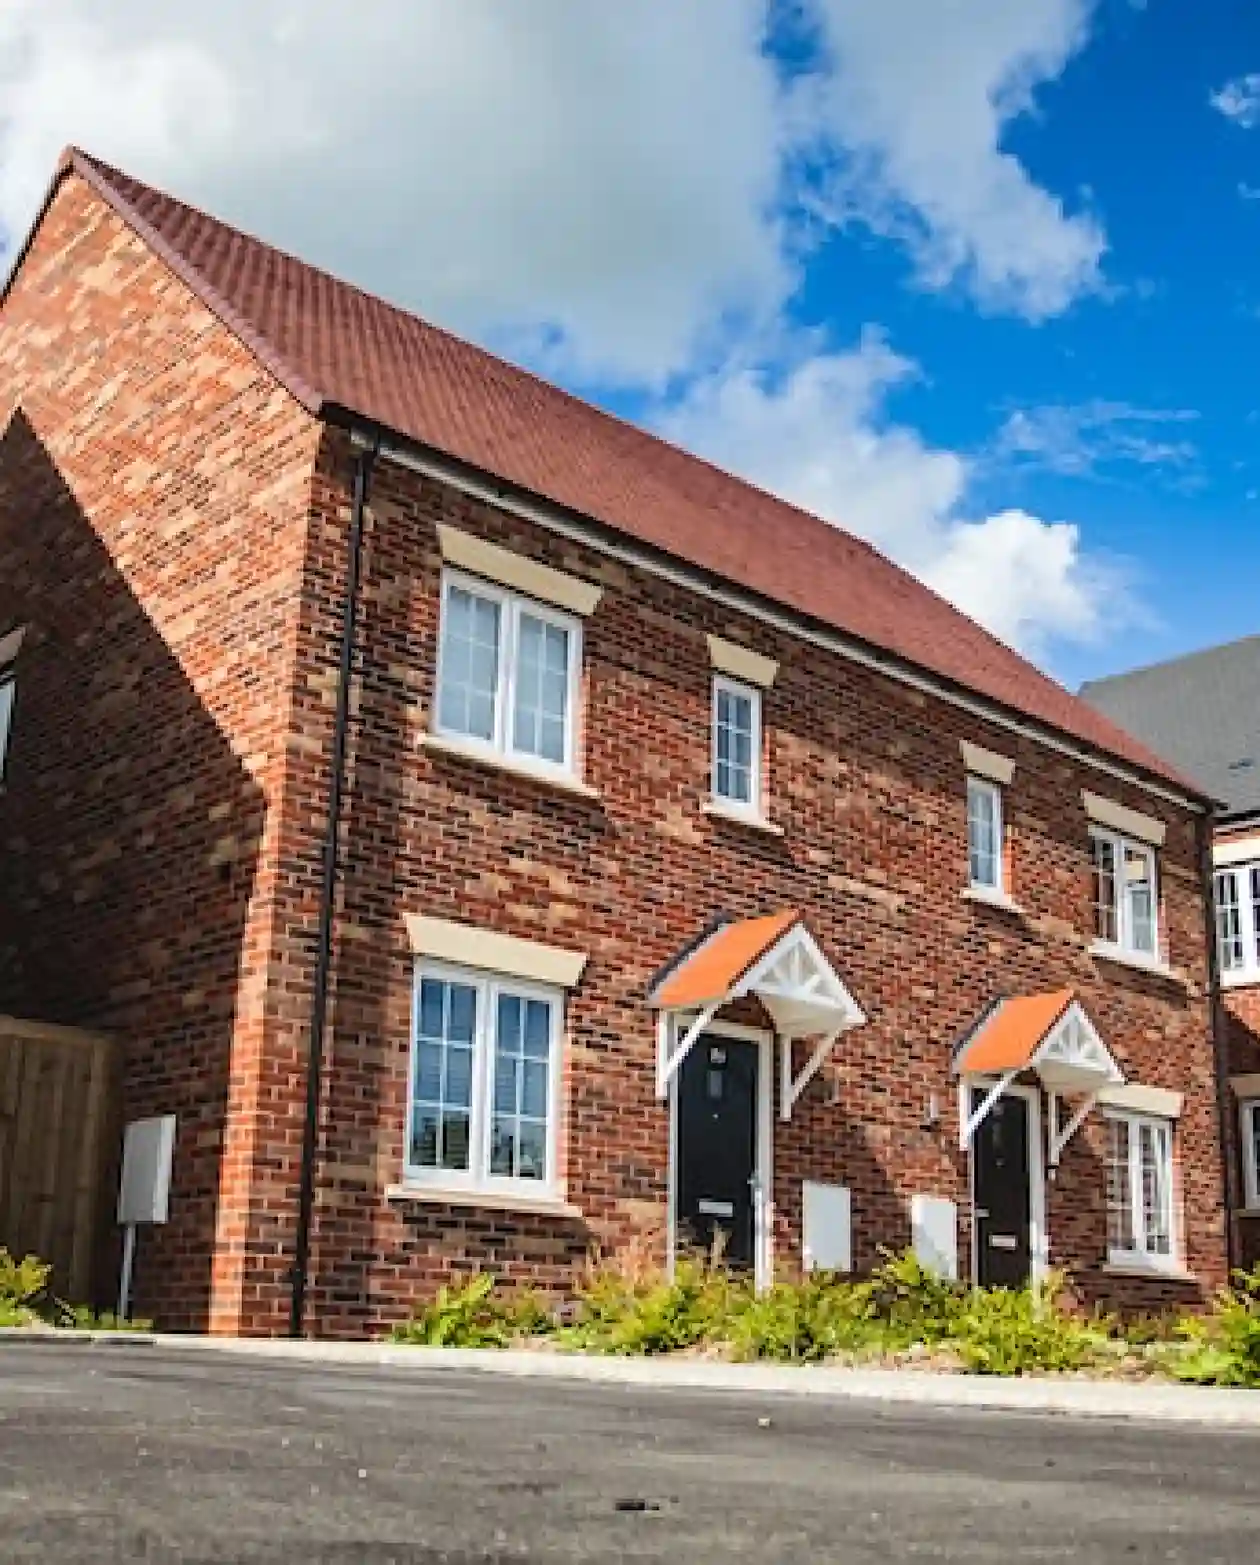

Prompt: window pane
[
  {"left": 0, "top": 677, "right": 13, "bottom": 774},
  {"left": 512, "top": 612, "right": 570, "bottom": 764},
  {"left": 1093, "top": 836, "right": 1118, "bottom": 945},
  {"left": 1106, "top": 1117, "right": 1133, "bottom": 1253},
  {"left": 967, "top": 778, "right": 1000, "bottom": 888},
  {"left": 714, "top": 684, "right": 756, "bottom": 805},
  {"left": 1123, "top": 844, "right": 1156, "bottom": 956},
  {"left": 410, "top": 977, "right": 478, "bottom": 1174},
  {"left": 1140, "top": 1122, "right": 1172, "bottom": 1256},
  {"left": 490, "top": 989, "right": 552, "bottom": 1183},
  {"left": 1251, "top": 867, "right": 1260, "bottom": 968},
  {"left": 1217, "top": 870, "right": 1244, "bottom": 971},
  {"left": 438, "top": 586, "right": 501, "bottom": 741}
]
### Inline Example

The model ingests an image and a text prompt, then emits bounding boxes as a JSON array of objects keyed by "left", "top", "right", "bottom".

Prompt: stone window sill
[
  {"left": 701, "top": 799, "right": 785, "bottom": 836},
  {"left": 1221, "top": 970, "right": 1260, "bottom": 991},
  {"left": 961, "top": 885, "right": 1022, "bottom": 914},
  {"left": 385, "top": 1183, "right": 583, "bottom": 1219},
  {"left": 1236, "top": 1207, "right": 1260, "bottom": 1220},
  {"left": 420, "top": 731, "right": 600, "bottom": 800},
  {"left": 1089, "top": 942, "right": 1179, "bottom": 982},
  {"left": 1103, "top": 1261, "right": 1195, "bottom": 1282}
]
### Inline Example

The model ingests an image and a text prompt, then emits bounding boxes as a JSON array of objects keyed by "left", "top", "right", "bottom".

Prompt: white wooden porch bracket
[
  {"left": 656, "top": 1001, "right": 721, "bottom": 1098},
  {"left": 780, "top": 1030, "right": 843, "bottom": 1121},
  {"left": 1048, "top": 1090, "right": 1098, "bottom": 1167},
  {"left": 959, "top": 1069, "right": 1018, "bottom": 1150}
]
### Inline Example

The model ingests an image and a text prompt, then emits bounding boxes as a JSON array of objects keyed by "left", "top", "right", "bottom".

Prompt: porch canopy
[
  {"left": 649, "top": 910, "right": 865, "bottom": 1120},
  {"left": 954, "top": 989, "right": 1124, "bottom": 1164}
]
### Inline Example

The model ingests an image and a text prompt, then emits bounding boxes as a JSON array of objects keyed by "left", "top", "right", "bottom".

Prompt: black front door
[
  {"left": 972, "top": 1090, "right": 1033, "bottom": 1288},
  {"left": 676, "top": 1036, "right": 758, "bottom": 1269}
]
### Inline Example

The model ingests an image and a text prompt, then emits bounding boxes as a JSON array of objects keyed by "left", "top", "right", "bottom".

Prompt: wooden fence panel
[{"left": 0, "top": 1018, "right": 118, "bottom": 1303}]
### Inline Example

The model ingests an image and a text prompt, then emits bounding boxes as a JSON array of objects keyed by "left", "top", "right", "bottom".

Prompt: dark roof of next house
[
  {"left": 4, "top": 148, "right": 1205, "bottom": 799},
  {"left": 1081, "top": 635, "right": 1260, "bottom": 821}
]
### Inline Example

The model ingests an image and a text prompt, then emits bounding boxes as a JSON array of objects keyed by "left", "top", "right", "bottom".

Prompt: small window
[
  {"left": 1105, "top": 1111, "right": 1176, "bottom": 1268},
  {"left": 711, "top": 674, "right": 761, "bottom": 812},
  {"left": 966, "top": 776, "right": 1003, "bottom": 892},
  {"left": 1092, "top": 830, "right": 1158, "bottom": 959},
  {"left": 1241, "top": 1100, "right": 1260, "bottom": 1210},
  {"left": 0, "top": 670, "right": 13, "bottom": 779},
  {"left": 1215, "top": 863, "right": 1260, "bottom": 982},
  {"left": 435, "top": 571, "right": 580, "bottom": 775},
  {"left": 408, "top": 964, "right": 561, "bottom": 1194}
]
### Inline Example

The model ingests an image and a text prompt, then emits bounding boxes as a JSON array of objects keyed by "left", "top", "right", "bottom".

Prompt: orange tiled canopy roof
[
  {"left": 956, "top": 990, "right": 1076, "bottom": 1075},
  {"left": 652, "top": 911, "right": 800, "bottom": 1010}
]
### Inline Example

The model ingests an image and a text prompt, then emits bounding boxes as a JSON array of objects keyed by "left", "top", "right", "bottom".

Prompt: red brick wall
[
  {"left": 1214, "top": 824, "right": 1260, "bottom": 1267},
  {"left": 296, "top": 440, "right": 1227, "bottom": 1334},
  {"left": 0, "top": 175, "right": 323, "bottom": 1331}
]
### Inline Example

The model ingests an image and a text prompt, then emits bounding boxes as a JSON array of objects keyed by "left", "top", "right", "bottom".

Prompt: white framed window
[
  {"left": 407, "top": 963, "right": 562, "bottom": 1195},
  {"left": 1091, "top": 829, "right": 1158, "bottom": 959},
  {"left": 1241, "top": 1100, "right": 1260, "bottom": 1210},
  {"left": 1105, "top": 1111, "right": 1176, "bottom": 1268},
  {"left": 434, "top": 569, "right": 581, "bottom": 776},
  {"left": 966, "top": 775, "right": 1004, "bottom": 892},
  {"left": 0, "top": 671, "right": 13, "bottom": 779},
  {"left": 1215, "top": 863, "right": 1260, "bottom": 983},
  {"left": 711, "top": 674, "right": 761, "bottom": 812}
]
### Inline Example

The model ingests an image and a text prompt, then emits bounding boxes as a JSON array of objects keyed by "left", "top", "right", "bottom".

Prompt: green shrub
[
  {"left": 0, "top": 1250, "right": 51, "bottom": 1327},
  {"left": 1173, "top": 1266, "right": 1260, "bottom": 1387},
  {"left": 391, "top": 1272, "right": 515, "bottom": 1348},
  {"left": 952, "top": 1277, "right": 1105, "bottom": 1376},
  {"left": 863, "top": 1249, "right": 967, "bottom": 1348},
  {"left": 562, "top": 1259, "right": 733, "bottom": 1355}
]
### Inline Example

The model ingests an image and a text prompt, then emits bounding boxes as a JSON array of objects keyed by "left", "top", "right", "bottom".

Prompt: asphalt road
[{"left": 0, "top": 1344, "right": 1258, "bottom": 1562}]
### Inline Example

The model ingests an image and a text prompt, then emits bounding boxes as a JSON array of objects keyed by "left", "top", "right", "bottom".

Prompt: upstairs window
[
  {"left": 711, "top": 675, "right": 761, "bottom": 813},
  {"left": 966, "top": 776, "right": 1004, "bottom": 892},
  {"left": 1092, "top": 830, "right": 1158, "bottom": 960},
  {"left": 435, "top": 571, "right": 580, "bottom": 775},
  {"left": 1214, "top": 863, "right": 1260, "bottom": 982},
  {"left": 1105, "top": 1111, "right": 1176, "bottom": 1269},
  {"left": 1241, "top": 1099, "right": 1260, "bottom": 1210}
]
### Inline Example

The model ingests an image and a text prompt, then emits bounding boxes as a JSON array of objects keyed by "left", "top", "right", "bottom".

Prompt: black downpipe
[
  {"left": 1200, "top": 808, "right": 1238, "bottom": 1277},
  {"left": 290, "top": 435, "right": 378, "bottom": 1338}
]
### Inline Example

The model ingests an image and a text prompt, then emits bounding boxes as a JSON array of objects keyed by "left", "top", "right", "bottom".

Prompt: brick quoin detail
[{"left": 0, "top": 173, "right": 1230, "bottom": 1337}]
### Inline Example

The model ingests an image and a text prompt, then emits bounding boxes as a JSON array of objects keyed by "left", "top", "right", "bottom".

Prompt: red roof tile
[{"left": 12, "top": 149, "right": 1201, "bottom": 795}]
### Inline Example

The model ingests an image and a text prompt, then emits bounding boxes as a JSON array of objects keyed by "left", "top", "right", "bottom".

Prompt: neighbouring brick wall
[
  {"left": 295, "top": 443, "right": 1226, "bottom": 1335},
  {"left": 1215, "top": 824, "right": 1260, "bottom": 1267},
  {"left": 0, "top": 174, "right": 323, "bottom": 1330}
]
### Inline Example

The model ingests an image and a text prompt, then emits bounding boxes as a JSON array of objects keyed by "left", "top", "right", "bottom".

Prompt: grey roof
[{"left": 1080, "top": 635, "right": 1260, "bottom": 821}]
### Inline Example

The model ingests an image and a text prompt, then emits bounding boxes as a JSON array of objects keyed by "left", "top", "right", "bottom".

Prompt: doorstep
[{"left": 6, "top": 1332, "right": 1260, "bottom": 1427}]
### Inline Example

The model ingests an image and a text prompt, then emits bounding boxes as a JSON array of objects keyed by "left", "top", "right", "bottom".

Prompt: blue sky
[{"left": 1, "top": 1, "right": 1258, "bottom": 689}]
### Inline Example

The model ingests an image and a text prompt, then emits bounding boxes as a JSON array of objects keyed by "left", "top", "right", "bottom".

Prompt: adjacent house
[
  {"left": 0, "top": 148, "right": 1229, "bottom": 1337},
  {"left": 1084, "top": 637, "right": 1260, "bottom": 1266}
]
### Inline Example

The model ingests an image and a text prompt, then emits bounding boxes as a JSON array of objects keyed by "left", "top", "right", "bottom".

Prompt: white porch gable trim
[
  {"left": 651, "top": 917, "right": 865, "bottom": 1112},
  {"left": 957, "top": 997, "right": 1123, "bottom": 1154}
]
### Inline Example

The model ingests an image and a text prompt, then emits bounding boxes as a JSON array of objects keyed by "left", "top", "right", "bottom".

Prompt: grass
[{"left": 388, "top": 1251, "right": 1260, "bottom": 1386}]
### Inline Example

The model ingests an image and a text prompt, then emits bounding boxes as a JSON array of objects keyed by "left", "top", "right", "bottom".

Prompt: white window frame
[
  {"left": 1241, "top": 1099, "right": 1260, "bottom": 1210},
  {"left": 1091, "top": 827, "right": 1160, "bottom": 960},
  {"left": 966, "top": 775, "right": 1004, "bottom": 893},
  {"left": 0, "top": 670, "right": 13, "bottom": 780},
  {"left": 1215, "top": 862, "right": 1260, "bottom": 985},
  {"left": 405, "top": 961, "right": 564, "bottom": 1199},
  {"left": 1104, "top": 1109, "right": 1178, "bottom": 1270},
  {"left": 434, "top": 568, "right": 583, "bottom": 778},
  {"left": 711, "top": 673, "right": 762, "bottom": 815}
]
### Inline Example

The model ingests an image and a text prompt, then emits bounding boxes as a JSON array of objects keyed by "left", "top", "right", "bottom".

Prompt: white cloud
[
  {"left": 1212, "top": 73, "right": 1260, "bottom": 128},
  {"left": 0, "top": 1, "right": 1134, "bottom": 659},
  {"left": 990, "top": 401, "right": 1199, "bottom": 478},
  {"left": 659, "top": 333, "right": 1129, "bottom": 658},
  {"left": 0, "top": 0, "right": 791, "bottom": 387},
  {"left": 802, "top": 0, "right": 1107, "bottom": 319}
]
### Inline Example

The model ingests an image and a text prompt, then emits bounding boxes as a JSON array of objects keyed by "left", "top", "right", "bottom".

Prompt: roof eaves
[{"left": 65, "top": 149, "right": 326, "bottom": 418}]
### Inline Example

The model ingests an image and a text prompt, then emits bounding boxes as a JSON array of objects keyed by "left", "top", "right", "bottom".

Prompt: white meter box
[{"left": 117, "top": 1115, "right": 177, "bottom": 1226}]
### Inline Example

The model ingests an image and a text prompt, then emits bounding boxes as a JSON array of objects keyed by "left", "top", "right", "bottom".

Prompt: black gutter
[
  {"left": 289, "top": 433, "right": 379, "bottom": 1338},
  {"left": 1200, "top": 808, "right": 1238, "bottom": 1277}
]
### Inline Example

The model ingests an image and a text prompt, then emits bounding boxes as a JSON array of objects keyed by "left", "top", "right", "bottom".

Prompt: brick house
[
  {"left": 0, "top": 148, "right": 1230, "bottom": 1337},
  {"left": 1084, "top": 638, "right": 1260, "bottom": 1269}
]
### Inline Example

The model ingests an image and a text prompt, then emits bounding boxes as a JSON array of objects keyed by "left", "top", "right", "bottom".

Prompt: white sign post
[{"left": 116, "top": 1115, "right": 176, "bottom": 1320}]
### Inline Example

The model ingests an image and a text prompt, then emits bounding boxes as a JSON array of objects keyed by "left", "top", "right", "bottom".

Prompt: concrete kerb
[{"left": 4, "top": 1328, "right": 1260, "bottom": 1426}]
